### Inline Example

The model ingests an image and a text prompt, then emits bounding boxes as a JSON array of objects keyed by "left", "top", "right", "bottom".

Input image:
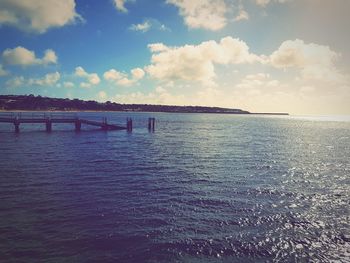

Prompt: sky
[{"left": 0, "top": 0, "right": 349, "bottom": 115}]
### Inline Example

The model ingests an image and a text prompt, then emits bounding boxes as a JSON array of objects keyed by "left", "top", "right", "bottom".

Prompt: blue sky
[{"left": 0, "top": 0, "right": 349, "bottom": 114}]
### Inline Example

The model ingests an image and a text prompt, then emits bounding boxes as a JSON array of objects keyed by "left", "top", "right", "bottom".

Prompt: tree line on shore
[{"left": 0, "top": 94, "right": 250, "bottom": 114}]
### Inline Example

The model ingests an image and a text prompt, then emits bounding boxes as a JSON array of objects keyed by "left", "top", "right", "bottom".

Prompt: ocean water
[{"left": 0, "top": 112, "right": 349, "bottom": 262}]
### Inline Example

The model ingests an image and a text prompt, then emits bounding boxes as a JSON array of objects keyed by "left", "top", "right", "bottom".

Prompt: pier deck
[{"left": 0, "top": 113, "right": 129, "bottom": 132}]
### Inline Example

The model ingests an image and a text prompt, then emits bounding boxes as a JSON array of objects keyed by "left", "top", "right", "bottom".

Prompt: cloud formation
[
  {"left": 0, "top": 0, "right": 81, "bottom": 33},
  {"left": 255, "top": 0, "right": 270, "bottom": 7},
  {"left": 146, "top": 37, "right": 263, "bottom": 84},
  {"left": 6, "top": 72, "right": 60, "bottom": 88},
  {"left": 167, "top": 0, "right": 228, "bottom": 31},
  {"left": 28, "top": 72, "right": 61, "bottom": 86},
  {"left": 113, "top": 0, "right": 129, "bottom": 13},
  {"left": 97, "top": 91, "right": 107, "bottom": 101},
  {"left": 131, "top": 68, "right": 145, "bottom": 80},
  {"left": 235, "top": 73, "right": 279, "bottom": 91},
  {"left": 5, "top": 76, "right": 24, "bottom": 88},
  {"left": 270, "top": 39, "right": 338, "bottom": 69},
  {"left": 0, "top": 64, "right": 9, "bottom": 76},
  {"left": 113, "top": 85, "right": 232, "bottom": 109},
  {"left": 234, "top": 8, "right": 249, "bottom": 22},
  {"left": 104, "top": 67, "right": 145, "bottom": 87},
  {"left": 74, "top": 66, "right": 100, "bottom": 88},
  {"left": 114, "top": 86, "right": 186, "bottom": 105},
  {"left": 129, "top": 20, "right": 151, "bottom": 32},
  {"left": 2, "top": 47, "right": 57, "bottom": 66},
  {"left": 129, "top": 19, "right": 171, "bottom": 33},
  {"left": 270, "top": 39, "right": 344, "bottom": 83},
  {"left": 63, "top": 81, "right": 74, "bottom": 88},
  {"left": 255, "top": 0, "right": 289, "bottom": 7}
]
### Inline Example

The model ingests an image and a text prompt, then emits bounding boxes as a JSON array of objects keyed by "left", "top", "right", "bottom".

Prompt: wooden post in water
[
  {"left": 102, "top": 117, "right": 108, "bottom": 131},
  {"left": 75, "top": 119, "right": 81, "bottom": 131},
  {"left": 148, "top": 118, "right": 155, "bottom": 132},
  {"left": 46, "top": 118, "right": 52, "bottom": 132},
  {"left": 126, "top": 118, "right": 132, "bottom": 132},
  {"left": 148, "top": 118, "right": 151, "bottom": 131},
  {"left": 14, "top": 119, "right": 20, "bottom": 133}
]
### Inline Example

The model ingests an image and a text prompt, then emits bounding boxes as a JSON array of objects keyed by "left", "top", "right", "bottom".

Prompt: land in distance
[{"left": 0, "top": 95, "right": 288, "bottom": 115}]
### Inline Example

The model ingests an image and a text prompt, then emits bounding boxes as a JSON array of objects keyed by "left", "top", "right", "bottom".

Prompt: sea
[{"left": 0, "top": 112, "right": 349, "bottom": 262}]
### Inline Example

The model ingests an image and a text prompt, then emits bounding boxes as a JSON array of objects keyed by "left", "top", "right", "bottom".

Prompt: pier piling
[
  {"left": 45, "top": 119, "right": 52, "bottom": 132},
  {"left": 14, "top": 121, "right": 20, "bottom": 133},
  {"left": 126, "top": 118, "right": 133, "bottom": 132},
  {"left": 75, "top": 120, "right": 81, "bottom": 131},
  {"left": 148, "top": 118, "right": 155, "bottom": 132},
  {"left": 101, "top": 117, "right": 110, "bottom": 131}
]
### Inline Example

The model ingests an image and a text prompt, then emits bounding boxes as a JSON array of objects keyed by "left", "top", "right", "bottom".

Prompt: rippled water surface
[{"left": 0, "top": 112, "right": 349, "bottom": 262}]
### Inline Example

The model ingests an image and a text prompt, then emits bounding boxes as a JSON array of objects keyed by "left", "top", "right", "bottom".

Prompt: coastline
[
  {"left": 0, "top": 109, "right": 289, "bottom": 115},
  {"left": 0, "top": 95, "right": 289, "bottom": 115}
]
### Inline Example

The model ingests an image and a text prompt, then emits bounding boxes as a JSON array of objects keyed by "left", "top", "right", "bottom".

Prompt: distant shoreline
[
  {"left": 0, "top": 95, "right": 289, "bottom": 116},
  {"left": 0, "top": 109, "right": 289, "bottom": 116},
  {"left": 250, "top": 112, "right": 289, "bottom": 116}
]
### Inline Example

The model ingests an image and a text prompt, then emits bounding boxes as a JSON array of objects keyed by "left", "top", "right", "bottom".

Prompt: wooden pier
[{"left": 0, "top": 113, "right": 135, "bottom": 132}]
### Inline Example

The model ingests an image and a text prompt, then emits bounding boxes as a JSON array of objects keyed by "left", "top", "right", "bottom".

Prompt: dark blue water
[{"left": 0, "top": 113, "right": 349, "bottom": 262}]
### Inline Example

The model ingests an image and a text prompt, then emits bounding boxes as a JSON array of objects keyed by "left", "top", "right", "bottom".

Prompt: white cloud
[
  {"left": 0, "top": 64, "right": 9, "bottom": 76},
  {"left": 113, "top": 0, "right": 130, "bottom": 13},
  {"left": 5, "top": 76, "right": 24, "bottom": 88},
  {"left": 299, "top": 85, "right": 316, "bottom": 94},
  {"left": 235, "top": 73, "right": 279, "bottom": 90},
  {"left": 63, "top": 81, "right": 74, "bottom": 88},
  {"left": 42, "top": 49, "right": 58, "bottom": 64},
  {"left": 167, "top": 0, "right": 228, "bottom": 31},
  {"left": 2, "top": 47, "right": 58, "bottom": 66},
  {"left": 104, "top": 68, "right": 145, "bottom": 87},
  {"left": 103, "top": 69, "right": 126, "bottom": 81},
  {"left": 130, "top": 19, "right": 171, "bottom": 33},
  {"left": 255, "top": 0, "right": 290, "bottom": 7},
  {"left": 97, "top": 91, "right": 107, "bottom": 101},
  {"left": 117, "top": 37, "right": 349, "bottom": 115},
  {"left": 270, "top": 39, "right": 338, "bottom": 69},
  {"left": 231, "top": 76, "right": 350, "bottom": 115},
  {"left": 130, "top": 20, "right": 151, "bottom": 33},
  {"left": 3, "top": 47, "right": 36, "bottom": 66},
  {"left": 113, "top": 86, "right": 231, "bottom": 108},
  {"left": 255, "top": 0, "right": 270, "bottom": 7},
  {"left": 159, "top": 24, "right": 171, "bottom": 31},
  {"left": 234, "top": 7, "right": 249, "bottom": 22},
  {"left": 0, "top": 0, "right": 82, "bottom": 33},
  {"left": 270, "top": 39, "right": 345, "bottom": 83},
  {"left": 6, "top": 72, "right": 60, "bottom": 88},
  {"left": 145, "top": 36, "right": 263, "bottom": 85},
  {"left": 131, "top": 68, "right": 145, "bottom": 80},
  {"left": 75, "top": 66, "right": 87, "bottom": 77},
  {"left": 74, "top": 66, "right": 100, "bottom": 88},
  {"left": 148, "top": 43, "right": 169, "bottom": 52},
  {"left": 115, "top": 78, "right": 135, "bottom": 87},
  {"left": 227, "top": 73, "right": 294, "bottom": 113},
  {"left": 114, "top": 86, "right": 186, "bottom": 105},
  {"left": 28, "top": 72, "right": 61, "bottom": 86}
]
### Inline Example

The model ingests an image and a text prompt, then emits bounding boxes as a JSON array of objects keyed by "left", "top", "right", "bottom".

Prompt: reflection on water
[{"left": 0, "top": 113, "right": 349, "bottom": 262}]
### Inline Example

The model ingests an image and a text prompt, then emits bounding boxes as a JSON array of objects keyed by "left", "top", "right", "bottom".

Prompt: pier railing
[{"left": 0, "top": 113, "right": 156, "bottom": 133}]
